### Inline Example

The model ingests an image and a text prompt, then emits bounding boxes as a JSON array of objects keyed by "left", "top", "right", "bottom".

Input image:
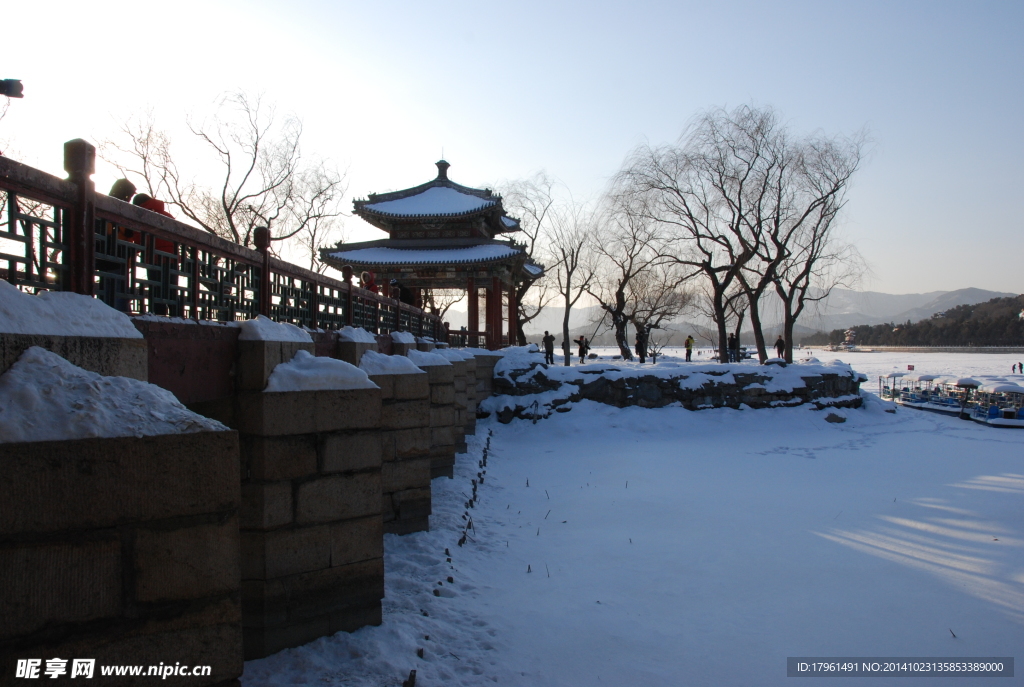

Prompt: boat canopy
[{"left": 978, "top": 383, "right": 1024, "bottom": 395}]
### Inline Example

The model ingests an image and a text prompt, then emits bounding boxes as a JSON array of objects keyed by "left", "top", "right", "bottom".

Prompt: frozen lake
[{"left": 243, "top": 351, "right": 1024, "bottom": 687}]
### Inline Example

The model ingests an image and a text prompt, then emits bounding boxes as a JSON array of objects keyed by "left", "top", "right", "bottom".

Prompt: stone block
[
  {"left": 0, "top": 333, "right": 147, "bottom": 380},
  {"left": 391, "top": 342, "right": 415, "bottom": 356},
  {"left": 135, "top": 518, "right": 241, "bottom": 603},
  {"left": 393, "top": 372, "right": 430, "bottom": 399},
  {"left": 320, "top": 431, "right": 382, "bottom": 473},
  {"left": 242, "top": 525, "right": 331, "bottom": 580},
  {"left": 335, "top": 340, "right": 374, "bottom": 367},
  {"left": 430, "top": 383, "right": 456, "bottom": 405},
  {"left": 235, "top": 388, "right": 381, "bottom": 436},
  {"left": 0, "top": 431, "right": 240, "bottom": 536},
  {"left": 394, "top": 427, "right": 432, "bottom": 459},
  {"left": 295, "top": 472, "right": 381, "bottom": 525},
  {"left": 430, "top": 451, "right": 455, "bottom": 479},
  {"left": 244, "top": 615, "right": 330, "bottom": 661},
  {"left": 367, "top": 373, "right": 394, "bottom": 399},
  {"left": 330, "top": 603, "right": 383, "bottom": 634},
  {"left": 430, "top": 405, "right": 456, "bottom": 427},
  {"left": 281, "top": 559, "right": 384, "bottom": 621},
  {"left": 240, "top": 482, "right": 293, "bottom": 530},
  {"left": 420, "top": 364, "right": 454, "bottom": 384},
  {"left": 416, "top": 340, "right": 436, "bottom": 352},
  {"left": 0, "top": 538, "right": 122, "bottom": 640},
  {"left": 381, "top": 398, "right": 431, "bottom": 430},
  {"left": 394, "top": 487, "right": 432, "bottom": 521},
  {"left": 431, "top": 426, "right": 455, "bottom": 447},
  {"left": 242, "top": 434, "right": 318, "bottom": 481},
  {"left": 382, "top": 457, "right": 431, "bottom": 493},
  {"left": 329, "top": 516, "right": 384, "bottom": 567},
  {"left": 236, "top": 340, "right": 314, "bottom": 392}
]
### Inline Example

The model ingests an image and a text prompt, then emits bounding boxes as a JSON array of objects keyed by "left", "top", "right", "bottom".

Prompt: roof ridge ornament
[{"left": 435, "top": 159, "right": 450, "bottom": 181}]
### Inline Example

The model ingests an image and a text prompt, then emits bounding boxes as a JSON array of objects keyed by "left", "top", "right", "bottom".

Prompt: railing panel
[{"left": 1, "top": 152, "right": 446, "bottom": 340}]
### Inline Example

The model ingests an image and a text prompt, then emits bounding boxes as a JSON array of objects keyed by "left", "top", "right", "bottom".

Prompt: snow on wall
[
  {"left": 238, "top": 315, "right": 313, "bottom": 343},
  {"left": 359, "top": 350, "right": 427, "bottom": 376},
  {"left": 0, "top": 281, "right": 142, "bottom": 339},
  {"left": 433, "top": 348, "right": 478, "bottom": 362},
  {"left": 337, "top": 326, "right": 378, "bottom": 343},
  {"left": 0, "top": 347, "right": 226, "bottom": 443},
  {"left": 264, "top": 350, "right": 377, "bottom": 392},
  {"left": 391, "top": 331, "right": 417, "bottom": 344},
  {"left": 407, "top": 349, "right": 452, "bottom": 367}
]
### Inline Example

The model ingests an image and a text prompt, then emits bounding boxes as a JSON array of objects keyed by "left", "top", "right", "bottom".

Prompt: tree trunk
[
  {"left": 745, "top": 298, "right": 769, "bottom": 362},
  {"left": 562, "top": 301, "right": 572, "bottom": 367},
  {"left": 732, "top": 310, "right": 745, "bottom": 362}
]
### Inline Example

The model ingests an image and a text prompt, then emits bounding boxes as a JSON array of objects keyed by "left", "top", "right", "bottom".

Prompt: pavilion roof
[
  {"left": 327, "top": 243, "right": 522, "bottom": 267},
  {"left": 353, "top": 160, "right": 520, "bottom": 236}
]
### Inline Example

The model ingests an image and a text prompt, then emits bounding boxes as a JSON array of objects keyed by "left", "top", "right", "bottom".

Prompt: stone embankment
[{"left": 482, "top": 349, "right": 865, "bottom": 424}]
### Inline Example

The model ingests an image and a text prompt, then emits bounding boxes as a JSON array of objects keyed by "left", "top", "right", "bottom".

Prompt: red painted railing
[{"left": 0, "top": 140, "right": 447, "bottom": 340}]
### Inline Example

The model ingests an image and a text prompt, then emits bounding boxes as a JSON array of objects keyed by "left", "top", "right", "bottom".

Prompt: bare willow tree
[
  {"left": 423, "top": 288, "right": 464, "bottom": 320},
  {"left": 628, "top": 261, "right": 694, "bottom": 362},
  {"left": 546, "top": 200, "right": 598, "bottom": 366},
  {"left": 102, "top": 93, "right": 347, "bottom": 270},
  {"left": 617, "top": 105, "right": 863, "bottom": 363},
  {"left": 585, "top": 201, "right": 678, "bottom": 360},
  {"left": 496, "top": 172, "right": 557, "bottom": 343}
]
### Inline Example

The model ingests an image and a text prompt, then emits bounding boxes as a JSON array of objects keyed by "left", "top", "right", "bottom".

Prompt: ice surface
[
  {"left": 336, "top": 326, "right": 378, "bottom": 343},
  {"left": 359, "top": 350, "right": 426, "bottom": 376},
  {"left": 264, "top": 350, "right": 377, "bottom": 392},
  {"left": 0, "top": 347, "right": 226, "bottom": 442},
  {"left": 238, "top": 315, "right": 312, "bottom": 343},
  {"left": 0, "top": 280, "right": 142, "bottom": 338},
  {"left": 364, "top": 186, "right": 496, "bottom": 216}
]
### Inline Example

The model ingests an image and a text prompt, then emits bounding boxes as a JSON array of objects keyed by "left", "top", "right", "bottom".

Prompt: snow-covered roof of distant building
[
  {"left": 364, "top": 186, "right": 497, "bottom": 218},
  {"left": 327, "top": 244, "right": 523, "bottom": 266}
]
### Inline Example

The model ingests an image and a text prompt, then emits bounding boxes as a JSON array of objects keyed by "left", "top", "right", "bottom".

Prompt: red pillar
[
  {"left": 483, "top": 281, "right": 493, "bottom": 350},
  {"left": 466, "top": 276, "right": 477, "bottom": 347},
  {"left": 491, "top": 276, "right": 502, "bottom": 350},
  {"left": 507, "top": 278, "right": 517, "bottom": 347}
]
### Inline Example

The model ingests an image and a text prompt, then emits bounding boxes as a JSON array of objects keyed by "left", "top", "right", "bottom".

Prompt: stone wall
[
  {"left": 458, "top": 355, "right": 478, "bottom": 441},
  {"left": 472, "top": 352, "right": 502, "bottom": 406},
  {"left": 370, "top": 371, "right": 433, "bottom": 535},
  {"left": 0, "top": 431, "right": 242, "bottom": 686},
  {"left": 415, "top": 360, "right": 457, "bottom": 479}
]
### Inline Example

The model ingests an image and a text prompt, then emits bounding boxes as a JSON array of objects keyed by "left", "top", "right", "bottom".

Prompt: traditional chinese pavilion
[{"left": 322, "top": 161, "right": 542, "bottom": 349}]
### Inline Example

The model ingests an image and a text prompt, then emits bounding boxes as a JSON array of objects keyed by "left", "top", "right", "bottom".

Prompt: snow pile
[
  {"left": 238, "top": 315, "right": 312, "bottom": 343},
  {"left": 407, "top": 349, "right": 451, "bottom": 367},
  {"left": 0, "top": 347, "right": 226, "bottom": 443},
  {"left": 391, "top": 331, "right": 417, "bottom": 344},
  {"left": 359, "top": 350, "right": 427, "bottom": 376},
  {"left": 493, "top": 345, "right": 543, "bottom": 380},
  {"left": 264, "top": 350, "right": 377, "bottom": 392},
  {"left": 433, "top": 348, "right": 478, "bottom": 362},
  {"left": 337, "top": 326, "right": 378, "bottom": 343},
  {"left": 133, "top": 314, "right": 240, "bottom": 328},
  {"left": 0, "top": 281, "right": 142, "bottom": 339}
]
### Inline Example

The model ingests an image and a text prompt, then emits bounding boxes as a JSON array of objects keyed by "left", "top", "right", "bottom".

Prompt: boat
[{"left": 878, "top": 373, "right": 1024, "bottom": 427}]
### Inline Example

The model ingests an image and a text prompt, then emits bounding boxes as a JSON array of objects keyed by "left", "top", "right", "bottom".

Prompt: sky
[{"left": 3, "top": 0, "right": 1023, "bottom": 295}]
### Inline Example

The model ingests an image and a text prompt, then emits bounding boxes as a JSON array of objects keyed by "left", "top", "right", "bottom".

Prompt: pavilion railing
[{"left": 0, "top": 140, "right": 447, "bottom": 341}]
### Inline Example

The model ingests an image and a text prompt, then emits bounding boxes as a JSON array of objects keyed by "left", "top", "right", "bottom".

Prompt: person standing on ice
[
  {"left": 726, "top": 333, "right": 736, "bottom": 362},
  {"left": 542, "top": 331, "right": 555, "bottom": 365},
  {"left": 684, "top": 335, "right": 694, "bottom": 362},
  {"left": 775, "top": 335, "right": 786, "bottom": 359},
  {"left": 577, "top": 336, "right": 589, "bottom": 364}
]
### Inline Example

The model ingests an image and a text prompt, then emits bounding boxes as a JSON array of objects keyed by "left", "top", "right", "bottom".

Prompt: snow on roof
[
  {"left": 328, "top": 244, "right": 521, "bottom": 266},
  {"left": 979, "top": 382, "right": 1024, "bottom": 394},
  {"left": 0, "top": 347, "right": 227, "bottom": 443},
  {"left": 364, "top": 186, "right": 496, "bottom": 217},
  {"left": 359, "top": 350, "right": 426, "bottom": 376},
  {"left": 407, "top": 349, "right": 452, "bottom": 367},
  {"left": 337, "top": 326, "right": 378, "bottom": 343},
  {"left": 264, "top": 350, "right": 377, "bottom": 392},
  {"left": 0, "top": 281, "right": 142, "bottom": 339},
  {"left": 391, "top": 331, "right": 417, "bottom": 344},
  {"left": 523, "top": 263, "right": 544, "bottom": 276},
  {"left": 501, "top": 216, "right": 518, "bottom": 227},
  {"left": 238, "top": 315, "right": 313, "bottom": 343}
]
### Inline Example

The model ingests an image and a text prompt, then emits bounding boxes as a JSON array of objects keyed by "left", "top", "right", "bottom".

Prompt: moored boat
[{"left": 878, "top": 373, "right": 1024, "bottom": 427}]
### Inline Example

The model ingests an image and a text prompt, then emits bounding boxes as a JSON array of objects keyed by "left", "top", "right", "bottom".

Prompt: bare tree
[
  {"left": 424, "top": 288, "right": 465, "bottom": 320},
  {"left": 101, "top": 93, "right": 348, "bottom": 266},
  {"left": 585, "top": 201, "right": 666, "bottom": 360},
  {"left": 546, "top": 200, "right": 598, "bottom": 366},
  {"left": 617, "top": 105, "right": 863, "bottom": 363},
  {"left": 628, "top": 261, "right": 694, "bottom": 362},
  {"left": 496, "top": 172, "right": 557, "bottom": 344}
]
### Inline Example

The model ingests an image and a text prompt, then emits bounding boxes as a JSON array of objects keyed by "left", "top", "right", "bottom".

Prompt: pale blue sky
[{"left": 4, "top": 0, "right": 1022, "bottom": 293}]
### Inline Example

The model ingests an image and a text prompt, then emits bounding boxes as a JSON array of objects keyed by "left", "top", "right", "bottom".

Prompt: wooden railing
[{"left": 0, "top": 140, "right": 447, "bottom": 340}]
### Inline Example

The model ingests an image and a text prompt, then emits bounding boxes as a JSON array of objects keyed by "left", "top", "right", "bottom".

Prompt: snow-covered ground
[{"left": 242, "top": 351, "right": 1024, "bottom": 686}]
